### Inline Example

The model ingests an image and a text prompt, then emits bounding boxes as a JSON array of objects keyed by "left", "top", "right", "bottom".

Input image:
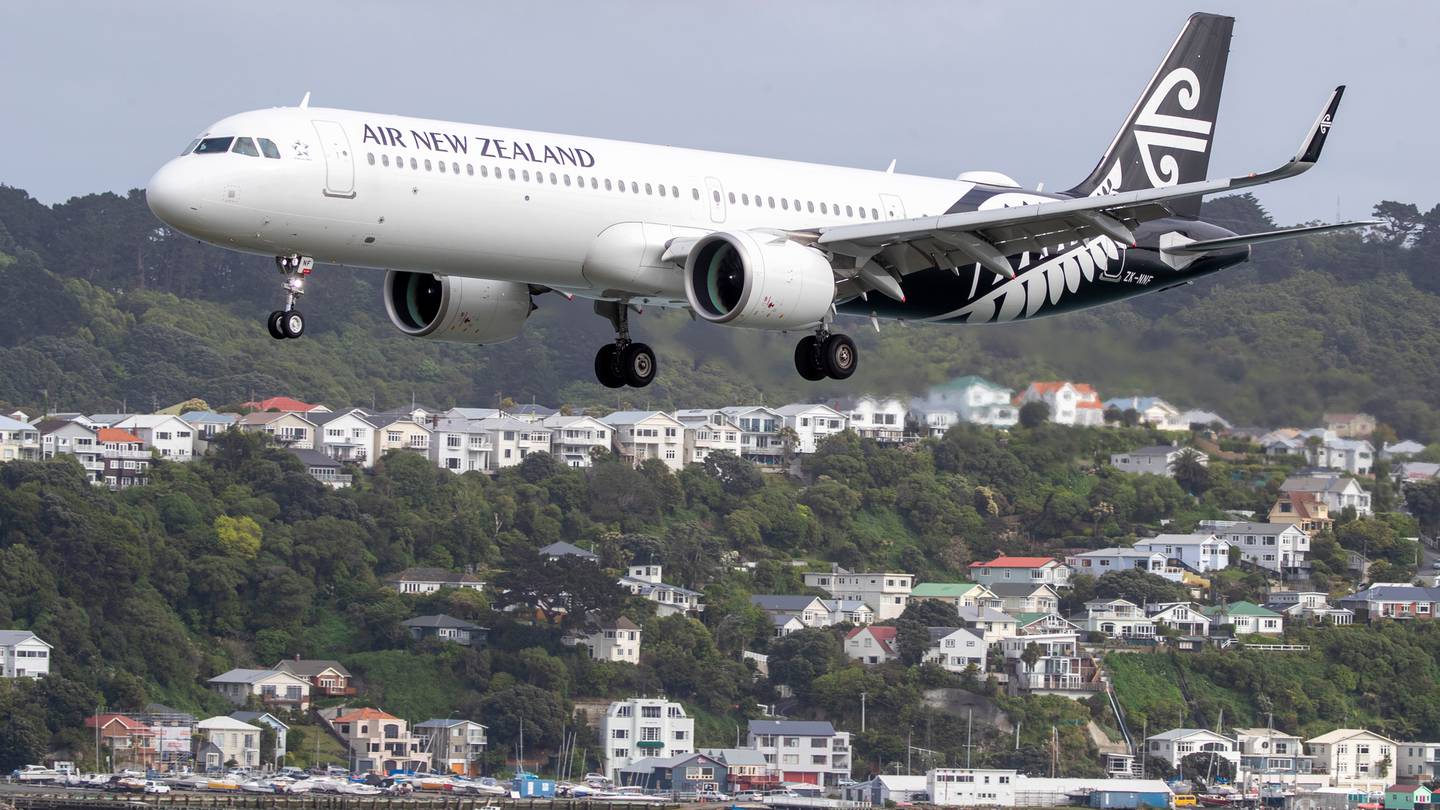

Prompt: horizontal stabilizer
[{"left": 1163, "top": 220, "right": 1378, "bottom": 255}]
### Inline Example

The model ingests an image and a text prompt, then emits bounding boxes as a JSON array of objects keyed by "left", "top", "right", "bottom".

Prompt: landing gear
[
  {"left": 269, "top": 254, "right": 313, "bottom": 340},
  {"left": 794, "top": 331, "right": 858, "bottom": 381},
  {"left": 593, "top": 301, "right": 657, "bottom": 388}
]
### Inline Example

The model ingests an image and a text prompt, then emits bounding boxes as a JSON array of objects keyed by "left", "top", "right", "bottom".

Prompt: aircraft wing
[{"left": 813, "top": 86, "right": 1348, "bottom": 280}]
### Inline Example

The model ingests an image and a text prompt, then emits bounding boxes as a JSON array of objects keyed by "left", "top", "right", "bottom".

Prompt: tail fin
[{"left": 1066, "top": 13, "right": 1234, "bottom": 217}]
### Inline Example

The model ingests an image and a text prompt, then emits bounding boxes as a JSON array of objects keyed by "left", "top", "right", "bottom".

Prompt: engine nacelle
[
  {"left": 383, "top": 271, "right": 533, "bottom": 344},
  {"left": 683, "top": 230, "right": 835, "bottom": 328}
]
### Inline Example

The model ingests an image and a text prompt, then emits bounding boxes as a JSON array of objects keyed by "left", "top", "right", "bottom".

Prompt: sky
[{"left": 2, "top": 0, "right": 1435, "bottom": 225}]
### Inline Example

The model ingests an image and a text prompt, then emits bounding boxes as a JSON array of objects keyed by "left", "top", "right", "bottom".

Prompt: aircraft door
[
  {"left": 704, "top": 177, "right": 726, "bottom": 224},
  {"left": 880, "top": 194, "right": 906, "bottom": 220},
  {"left": 312, "top": 120, "right": 356, "bottom": 198}
]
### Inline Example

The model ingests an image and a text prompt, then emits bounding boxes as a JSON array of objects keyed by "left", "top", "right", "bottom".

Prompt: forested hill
[{"left": 0, "top": 186, "right": 1437, "bottom": 439}]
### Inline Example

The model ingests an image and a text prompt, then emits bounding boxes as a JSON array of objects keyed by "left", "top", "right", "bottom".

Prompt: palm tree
[{"left": 1170, "top": 448, "right": 1211, "bottom": 496}]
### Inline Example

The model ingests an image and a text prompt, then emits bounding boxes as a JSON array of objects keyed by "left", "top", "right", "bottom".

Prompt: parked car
[{"left": 144, "top": 781, "right": 172, "bottom": 794}]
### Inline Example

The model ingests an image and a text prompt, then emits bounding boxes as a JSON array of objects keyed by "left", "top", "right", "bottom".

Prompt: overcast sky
[{"left": 2, "top": 0, "right": 1434, "bottom": 224}]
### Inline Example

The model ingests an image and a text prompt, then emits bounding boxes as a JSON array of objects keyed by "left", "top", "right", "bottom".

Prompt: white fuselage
[{"left": 147, "top": 106, "right": 988, "bottom": 306}]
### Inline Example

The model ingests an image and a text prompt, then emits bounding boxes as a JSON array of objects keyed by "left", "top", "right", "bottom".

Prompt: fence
[{"left": 6, "top": 794, "right": 674, "bottom": 810}]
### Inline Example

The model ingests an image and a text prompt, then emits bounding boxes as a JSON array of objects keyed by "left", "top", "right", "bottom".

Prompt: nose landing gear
[
  {"left": 268, "top": 254, "right": 313, "bottom": 340},
  {"left": 794, "top": 330, "right": 857, "bottom": 381},
  {"left": 593, "top": 301, "right": 657, "bottom": 388}
]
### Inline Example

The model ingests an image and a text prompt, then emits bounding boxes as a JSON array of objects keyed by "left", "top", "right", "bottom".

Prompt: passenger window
[
  {"left": 507, "top": 168, "right": 515, "bottom": 180},
  {"left": 453, "top": 162, "right": 460, "bottom": 174},
  {"left": 742, "top": 193, "right": 749, "bottom": 206},
  {"left": 592, "top": 178, "right": 600, "bottom": 189},
  {"left": 872, "top": 208, "right": 879, "bottom": 220},
  {"left": 821, "top": 202, "right": 828, "bottom": 214},
  {"left": 692, "top": 188, "right": 700, "bottom": 200},
  {"left": 727, "top": 191, "right": 735, "bottom": 204},
  {"left": 181, "top": 138, "right": 201, "bottom": 156},
  {"left": 194, "top": 136, "right": 233, "bottom": 154},
  {"left": 846, "top": 205, "right": 853, "bottom": 216},
  {"left": 807, "top": 201, "right": 815, "bottom": 213},
  {"left": 564, "top": 174, "right": 572, "bottom": 186},
  {"left": 631, "top": 181, "right": 639, "bottom": 193},
  {"left": 438, "top": 161, "right": 446, "bottom": 173},
  {"left": 658, "top": 184, "right": 666, "bottom": 197},
  {"left": 549, "top": 172, "right": 557, "bottom": 184},
  {"left": 381, "top": 154, "right": 389, "bottom": 167},
  {"left": 410, "top": 158, "right": 418, "bottom": 169},
  {"left": 618, "top": 179, "right": 626, "bottom": 192},
  {"left": 480, "top": 165, "right": 488, "bottom": 177},
  {"left": 424, "top": 159, "right": 432, "bottom": 171},
  {"left": 535, "top": 172, "right": 543, "bottom": 184},
  {"left": 257, "top": 138, "right": 281, "bottom": 159},
  {"left": 672, "top": 186, "right": 679, "bottom": 198},
  {"left": 522, "top": 169, "right": 530, "bottom": 181},
  {"left": 605, "top": 179, "right": 613, "bottom": 191},
  {"left": 767, "top": 196, "right": 775, "bottom": 208},
  {"left": 713, "top": 190, "right": 721, "bottom": 203},
  {"left": 781, "top": 198, "right": 789, "bottom": 210},
  {"left": 645, "top": 183, "right": 653, "bottom": 195},
  {"left": 793, "top": 199, "right": 801, "bottom": 211},
  {"left": 366, "top": 153, "right": 376, "bottom": 166},
  {"left": 858, "top": 206, "right": 866, "bottom": 219}
]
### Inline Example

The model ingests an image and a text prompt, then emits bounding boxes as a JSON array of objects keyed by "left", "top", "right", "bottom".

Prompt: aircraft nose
[{"left": 145, "top": 159, "right": 204, "bottom": 231}]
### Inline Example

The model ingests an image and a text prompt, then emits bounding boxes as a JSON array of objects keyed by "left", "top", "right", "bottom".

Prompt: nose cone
[{"left": 146, "top": 159, "right": 204, "bottom": 233}]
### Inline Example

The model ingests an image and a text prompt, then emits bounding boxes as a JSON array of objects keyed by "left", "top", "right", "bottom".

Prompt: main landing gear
[
  {"left": 794, "top": 331, "right": 858, "bottom": 381},
  {"left": 267, "top": 254, "right": 313, "bottom": 340},
  {"left": 593, "top": 301, "right": 656, "bottom": 389}
]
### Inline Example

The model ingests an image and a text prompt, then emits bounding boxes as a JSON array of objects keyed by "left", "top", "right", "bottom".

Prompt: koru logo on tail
[{"left": 1133, "top": 67, "right": 1212, "bottom": 187}]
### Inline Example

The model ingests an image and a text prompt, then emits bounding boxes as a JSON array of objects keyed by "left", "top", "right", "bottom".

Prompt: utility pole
[
  {"left": 964, "top": 710, "right": 975, "bottom": 769},
  {"left": 95, "top": 703, "right": 102, "bottom": 773},
  {"left": 906, "top": 730, "right": 912, "bottom": 775},
  {"left": 860, "top": 692, "right": 867, "bottom": 734}
]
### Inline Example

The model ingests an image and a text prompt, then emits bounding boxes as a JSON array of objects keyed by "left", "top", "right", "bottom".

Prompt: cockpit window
[
  {"left": 181, "top": 139, "right": 200, "bottom": 156},
  {"left": 257, "top": 138, "right": 281, "bottom": 159},
  {"left": 232, "top": 137, "right": 260, "bottom": 157},
  {"left": 194, "top": 137, "right": 234, "bottom": 154}
]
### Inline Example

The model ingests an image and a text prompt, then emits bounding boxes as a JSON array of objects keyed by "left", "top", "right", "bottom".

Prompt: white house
[
  {"left": 541, "top": 414, "right": 611, "bottom": 467},
  {"left": 919, "top": 375, "right": 1018, "bottom": 428},
  {"left": 1397, "top": 742, "right": 1440, "bottom": 781},
  {"left": 1066, "top": 548, "right": 1183, "bottom": 582},
  {"left": 1263, "top": 591, "right": 1353, "bottom": 625},
  {"left": 1145, "top": 729, "right": 1238, "bottom": 770},
  {"left": 602, "top": 411, "right": 686, "bottom": 471},
  {"left": 196, "top": 716, "right": 261, "bottom": 770},
  {"left": 114, "top": 414, "right": 197, "bottom": 461},
  {"left": 236, "top": 411, "right": 316, "bottom": 450},
  {"left": 774, "top": 404, "right": 849, "bottom": 454},
  {"left": 969, "top": 556, "right": 1071, "bottom": 589},
  {"left": 1204, "top": 602, "right": 1284, "bottom": 636},
  {"left": 414, "top": 718, "right": 488, "bottom": 776},
  {"left": 207, "top": 668, "right": 312, "bottom": 710},
  {"left": 1309, "top": 437, "right": 1375, "bottom": 476},
  {"left": 1214, "top": 522, "right": 1310, "bottom": 574},
  {"left": 1145, "top": 602, "right": 1212, "bottom": 636},
  {"left": 0, "top": 630, "right": 52, "bottom": 678},
  {"left": 802, "top": 567, "right": 914, "bottom": 621},
  {"left": 1306, "top": 729, "right": 1398, "bottom": 787},
  {"left": 37, "top": 420, "right": 104, "bottom": 483},
  {"left": 1133, "top": 534, "right": 1232, "bottom": 573},
  {"left": 602, "top": 697, "right": 694, "bottom": 781},
  {"left": 230, "top": 711, "right": 288, "bottom": 767},
  {"left": 313, "top": 409, "right": 378, "bottom": 467},
  {"left": 673, "top": 409, "right": 743, "bottom": 466},
  {"left": 1103, "top": 397, "right": 1188, "bottom": 431},
  {"left": 1110, "top": 445, "right": 1208, "bottom": 477},
  {"left": 844, "top": 626, "right": 899, "bottom": 665},
  {"left": 923, "top": 627, "right": 988, "bottom": 673},
  {"left": 1081, "top": 599, "right": 1156, "bottom": 639},
  {"left": 822, "top": 598, "right": 875, "bottom": 626},
  {"left": 1234, "top": 728, "right": 1312, "bottom": 777},
  {"left": 842, "top": 396, "right": 908, "bottom": 443},
  {"left": 1281, "top": 474, "right": 1372, "bottom": 517},
  {"left": 1000, "top": 633, "right": 1094, "bottom": 697},
  {"left": 580, "top": 617, "right": 642, "bottom": 662},
  {"left": 845, "top": 775, "right": 931, "bottom": 806},
  {"left": 988, "top": 583, "right": 1061, "bottom": 613},
  {"left": 747, "top": 719, "right": 851, "bottom": 788},
  {"left": 911, "top": 582, "right": 1002, "bottom": 611},
  {"left": 1017, "top": 381, "right": 1104, "bottom": 426},
  {"left": 750, "top": 595, "right": 832, "bottom": 629},
  {"left": 429, "top": 417, "right": 493, "bottom": 473},
  {"left": 718, "top": 406, "right": 788, "bottom": 466},
  {"left": 383, "top": 567, "right": 485, "bottom": 595},
  {"left": 927, "top": 768, "right": 1019, "bottom": 806},
  {"left": 475, "top": 416, "right": 551, "bottom": 470},
  {"left": 0, "top": 415, "right": 41, "bottom": 462},
  {"left": 955, "top": 606, "right": 1020, "bottom": 642},
  {"left": 618, "top": 565, "right": 703, "bottom": 616}
]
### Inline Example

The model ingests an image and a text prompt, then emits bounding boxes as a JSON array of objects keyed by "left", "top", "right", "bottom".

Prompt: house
[
  {"left": 366, "top": 412, "right": 433, "bottom": 459},
  {"left": 1178, "top": 409, "right": 1231, "bottom": 431},
  {"left": 272, "top": 659, "right": 354, "bottom": 696},
  {"left": 241, "top": 396, "right": 329, "bottom": 414},
  {"left": 969, "top": 556, "right": 1071, "bottom": 588},
  {"left": 137, "top": 704, "right": 198, "bottom": 767},
  {"left": 578, "top": 616, "right": 642, "bottom": 662},
  {"left": 539, "top": 541, "right": 599, "bottom": 562},
  {"left": 476, "top": 416, "right": 551, "bottom": 470},
  {"left": 230, "top": 711, "right": 288, "bottom": 767},
  {"left": 911, "top": 582, "right": 1002, "bottom": 611},
  {"left": 918, "top": 375, "right": 1018, "bottom": 428},
  {"left": 1397, "top": 742, "right": 1440, "bottom": 781},
  {"left": 0, "top": 630, "right": 52, "bottom": 678},
  {"left": 746, "top": 719, "right": 851, "bottom": 787},
  {"left": 86, "top": 713, "right": 159, "bottom": 770},
  {"left": 750, "top": 595, "right": 832, "bottom": 629},
  {"left": 1000, "top": 633, "right": 1101, "bottom": 698},
  {"left": 1204, "top": 601, "right": 1284, "bottom": 636},
  {"left": 956, "top": 606, "right": 1020, "bottom": 642},
  {"left": 541, "top": 414, "right": 612, "bottom": 467},
  {"left": 207, "top": 668, "right": 313, "bottom": 710},
  {"left": 1263, "top": 591, "right": 1353, "bottom": 625},
  {"left": 384, "top": 567, "right": 485, "bottom": 595},
  {"left": 178, "top": 410, "right": 239, "bottom": 451},
  {"left": 286, "top": 448, "right": 352, "bottom": 487},
  {"left": 1133, "top": 534, "right": 1232, "bottom": 573},
  {"left": 674, "top": 409, "right": 743, "bottom": 466},
  {"left": 844, "top": 774, "right": 931, "bottom": 805},
  {"left": 332, "top": 708, "right": 428, "bottom": 774},
  {"left": 602, "top": 697, "right": 695, "bottom": 781},
  {"left": 1323, "top": 412, "right": 1377, "bottom": 439},
  {"left": 1381, "top": 440, "right": 1428, "bottom": 460},
  {"left": 1394, "top": 462, "right": 1440, "bottom": 483},
  {"left": 988, "top": 582, "right": 1061, "bottom": 613},
  {"left": 910, "top": 405, "right": 963, "bottom": 439},
  {"left": 313, "top": 409, "right": 379, "bottom": 467},
  {"left": 97, "top": 427, "right": 150, "bottom": 490},
  {"left": 1384, "top": 784, "right": 1432, "bottom": 810},
  {"left": 1281, "top": 474, "right": 1372, "bottom": 517},
  {"left": 923, "top": 627, "right": 988, "bottom": 673},
  {"left": 698, "top": 748, "right": 779, "bottom": 793},
  {"left": 1268, "top": 491, "right": 1333, "bottom": 534},
  {"left": 1339, "top": 585, "right": 1440, "bottom": 622},
  {"left": 238, "top": 411, "right": 317, "bottom": 449},
  {"left": 1080, "top": 599, "right": 1156, "bottom": 639},
  {"left": 770, "top": 614, "right": 805, "bottom": 637},
  {"left": 1233, "top": 728, "right": 1313, "bottom": 776},
  {"left": 37, "top": 420, "right": 104, "bottom": 483},
  {"left": 1306, "top": 729, "right": 1398, "bottom": 786},
  {"left": 0, "top": 414, "right": 40, "bottom": 461},
  {"left": 111, "top": 415, "right": 196, "bottom": 462},
  {"left": 196, "top": 716, "right": 262, "bottom": 771},
  {"left": 1066, "top": 548, "right": 1183, "bottom": 582},
  {"left": 508, "top": 403, "right": 558, "bottom": 422},
  {"left": 601, "top": 411, "right": 686, "bottom": 471},
  {"left": 802, "top": 566, "right": 914, "bottom": 620},
  {"left": 927, "top": 768, "right": 1021, "bottom": 807},
  {"left": 1146, "top": 602, "right": 1212, "bottom": 636},
  {"left": 414, "top": 718, "right": 488, "bottom": 775},
  {"left": 1013, "top": 613, "right": 1083, "bottom": 635},
  {"left": 616, "top": 752, "right": 728, "bottom": 794},
  {"left": 1309, "top": 437, "right": 1375, "bottom": 476},
  {"left": 1109, "top": 445, "right": 1207, "bottom": 477},
  {"left": 429, "top": 416, "right": 494, "bottom": 473},
  {"left": 1144, "top": 729, "right": 1238, "bottom": 770},
  {"left": 822, "top": 598, "right": 875, "bottom": 626},
  {"left": 1214, "top": 522, "right": 1310, "bottom": 575},
  {"left": 1017, "top": 381, "right": 1104, "bottom": 427},
  {"left": 844, "top": 626, "right": 899, "bottom": 665},
  {"left": 841, "top": 396, "right": 908, "bottom": 442},
  {"left": 718, "top": 406, "right": 788, "bottom": 466},
  {"left": 402, "top": 614, "right": 487, "bottom": 646},
  {"left": 618, "top": 564, "right": 703, "bottom": 616},
  {"left": 774, "top": 404, "right": 849, "bottom": 453},
  {"left": 1103, "top": 397, "right": 1187, "bottom": 431}
]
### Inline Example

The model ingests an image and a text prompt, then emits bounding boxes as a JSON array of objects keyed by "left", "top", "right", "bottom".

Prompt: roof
[
  {"left": 1147, "top": 728, "right": 1230, "bottom": 742},
  {"left": 231, "top": 711, "right": 289, "bottom": 729},
  {"left": 1307, "top": 728, "right": 1397, "bottom": 746},
  {"left": 698, "top": 748, "right": 768, "bottom": 767},
  {"left": 178, "top": 410, "right": 240, "bottom": 425},
  {"left": 1281, "top": 475, "right": 1362, "bottom": 494},
  {"left": 750, "top": 594, "right": 825, "bottom": 612},
  {"left": 242, "top": 396, "right": 320, "bottom": 412},
  {"left": 597, "top": 616, "right": 640, "bottom": 630},
  {"left": 288, "top": 448, "right": 340, "bottom": 468},
  {"left": 538, "top": 541, "right": 599, "bottom": 560},
  {"left": 0, "top": 415, "right": 37, "bottom": 431},
  {"left": 402, "top": 614, "right": 483, "bottom": 630},
  {"left": 988, "top": 582, "right": 1058, "bottom": 597},
  {"left": 1341, "top": 585, "right": 1440, "bottom": 603},
  {"left": 208, "top": 668, "right": 309, "bottom": 685},
  {"left": 956, "top": 606, "right": 1016, "bottom": 623},
  {"left": 773, "top": 403, "right": 845, "bottom": 417},
  {"left": 1121, "top": 445, "right": 1187, "bottom": 457},
  {"left": 1203, "top": 601, "right": 1281, "bottom": 618},
  {"left": 86, "top": 713, "right": 149, "bottom": 731},
  {"left": 273, "top": 659, "right": 351, "bottom": 678},
  {"left": 333, "top": 707, "right": 401, "bottom": 724},
  {"left": 1216, "top": 522, "right": 1303, "bottom": 535},
  {"left": 912, "top": 582, "right": 985, "bottom": 598},
  {"left": 600, "top": 410, "right": 683, "bottom": 426},
  {"left": 446, "top": 407, "right": 504, "bottom": 420},
  {"left": 1138, "top": 533, "right": 1221, "bottom": 547},
  {"left": 748, "top": 719, "right": 836, "bottom": 737},
  {"left": 383, "top": 567, "right": 483, "bottom": 585},
  {"left": 97, "top": 427, "right": 143, "bottom": 444},
  {"left": 845, "top": 625, "right": 898, "bottom": 653},
  {"left": 509, "top": 404, "right": 558, "bottom": 417},
  {"left": 1103, "top": 396, "right": 1175, "bottom": 412},
  {"left": 198, "top": 716, "right": 263, "bottom": 731},
  {"left": 415, "top": 717, "right": 487, "bottom": 730},
  {"left": 0, "top": 630, "right": 46, "bottom": 647},
  {"left": 926, "top": 626, "right": 977, "bottom": 643},
  {"left": 969, "top": 556, "right": 1058, "bottom": 569}
]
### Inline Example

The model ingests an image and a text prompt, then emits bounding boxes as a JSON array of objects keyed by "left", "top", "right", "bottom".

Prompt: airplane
[{"left": 146, "top": 12, "right": 1371, "bottom": 390}]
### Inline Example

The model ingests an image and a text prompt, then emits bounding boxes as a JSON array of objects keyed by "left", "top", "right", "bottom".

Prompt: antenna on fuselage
[{"left": 298, "top": 91, "right": 311, "bottom": 109}]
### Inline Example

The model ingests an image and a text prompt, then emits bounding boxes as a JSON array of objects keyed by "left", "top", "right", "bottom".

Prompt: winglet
[
  {"left": 1295, "top": 85, "right": 1344, "bottom": 166},
  {"left": 298, "top": 91, "right": 311, "bottom": 109}
]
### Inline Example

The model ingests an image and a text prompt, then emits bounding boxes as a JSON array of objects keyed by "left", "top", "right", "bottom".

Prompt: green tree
[
  {"left": 1019, "top": 401, "right": 1051, "bottom": 429},
  {"left": 215, "top": 514, "right": 262, "bottom": 558},
  {"left": 1171, "top": 449, "right": 1212, "bottom": 496}
]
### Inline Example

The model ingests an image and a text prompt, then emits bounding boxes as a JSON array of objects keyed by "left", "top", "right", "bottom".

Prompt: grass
[{"left": 343, "top": 649, "right": 468, "bottom": 722}]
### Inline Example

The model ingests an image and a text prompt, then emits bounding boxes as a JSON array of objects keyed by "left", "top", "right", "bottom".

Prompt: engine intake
[
  {"left": 383, "top": 271, "right": 533, "bottom": 344},
  {"left": 684, "top": 230, "right": 835, "bottom": 328}
]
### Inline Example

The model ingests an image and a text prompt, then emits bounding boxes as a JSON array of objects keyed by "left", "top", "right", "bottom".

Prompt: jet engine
[
  {"left": 383, "top": 271, "right": 533, "bottom": 344},
  {"left": 684, "top": 230, "right": 835, "bottom": 329}
]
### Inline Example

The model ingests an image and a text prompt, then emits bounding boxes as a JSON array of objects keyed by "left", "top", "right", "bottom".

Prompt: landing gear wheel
[
  {"left": 267, "top": 310, "right": 287, "bottom": 340},
  {"left": 619, "top": 342, "right": 657, "bottom": 388},
  {"left": 794, "top": 336, "right": 826, "bottom": 381},
  {"left": 821, "top": 333, "right": 858, "bottom": 380},
  {"left": 594, "top": 344, "right": 625, "bottom": 389},
  {"left": 280, "top": 310, "right": 306, "bottom": 339}
]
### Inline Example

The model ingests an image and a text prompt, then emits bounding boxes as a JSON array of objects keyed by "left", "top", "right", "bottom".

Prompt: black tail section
[{"left": 1066, "top": 12, "right": 1234, "bottom": 217}]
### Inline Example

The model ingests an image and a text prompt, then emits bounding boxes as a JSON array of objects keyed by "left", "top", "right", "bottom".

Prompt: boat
[
  {"left": 12, "top": 766, "right": 62, "bottom": 784},
  {"left": 241, "top": 779, "right": 280, "bottom": 793},
  {"left": 338, "top": 782, "right": 383, "bottom": 795},
  {"left": 206, "top": 778, "right": 241, "bottom": 792}
]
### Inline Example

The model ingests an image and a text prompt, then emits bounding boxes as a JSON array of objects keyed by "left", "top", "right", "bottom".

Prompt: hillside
[{"left": 0, "top": 186, "right": 1438, "bottom": 439}]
